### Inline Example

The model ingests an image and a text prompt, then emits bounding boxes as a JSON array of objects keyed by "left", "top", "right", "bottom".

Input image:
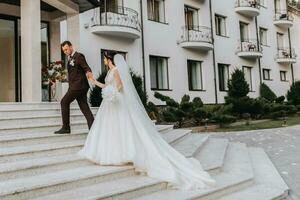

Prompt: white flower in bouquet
[{"left": 102, "top": 85, "right": 119, "bottom": 103}]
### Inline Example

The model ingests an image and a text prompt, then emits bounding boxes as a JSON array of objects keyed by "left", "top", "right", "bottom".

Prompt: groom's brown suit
[{"left": 60, "top": 51, "right": 94, "bottom": 130}]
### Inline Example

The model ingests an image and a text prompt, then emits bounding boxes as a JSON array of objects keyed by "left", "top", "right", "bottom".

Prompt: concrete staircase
[{"left": 0, "top": 102, "right": 289, "bottom": 200}]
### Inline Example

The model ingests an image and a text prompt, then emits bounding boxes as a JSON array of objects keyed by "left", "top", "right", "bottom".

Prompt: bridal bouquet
[
  {"left": 102, "top": 85, "right": 119, "bottom": 103},
  {"left": 42, "top": 61, "right": 67, "bottom": 85}
]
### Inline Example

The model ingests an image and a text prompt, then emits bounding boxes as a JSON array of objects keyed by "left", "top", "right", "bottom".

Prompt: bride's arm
[
  {"left": 92, "top": 79, "right": 106, "bottom": 88},
  {"left": 113, "top": 69, "right": 123, "bottom": 92}
]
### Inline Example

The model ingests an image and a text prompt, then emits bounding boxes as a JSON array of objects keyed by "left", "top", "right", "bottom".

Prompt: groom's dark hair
[{"left": 61, "top": 40, "right": 72, "bottom": 47}]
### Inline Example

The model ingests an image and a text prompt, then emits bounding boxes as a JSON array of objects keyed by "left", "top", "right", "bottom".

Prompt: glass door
[{"left": 0, "top": 18, "right": 17, "bottom": 102}]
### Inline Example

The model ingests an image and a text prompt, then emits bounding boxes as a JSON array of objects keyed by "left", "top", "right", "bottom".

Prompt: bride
[{"left": 77, "top": 51, "right": 216, "bottom": 190}]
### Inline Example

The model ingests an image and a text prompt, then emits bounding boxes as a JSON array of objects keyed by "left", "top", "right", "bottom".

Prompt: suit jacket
[{"left": 67, "top": 52, "right": 92, "bottom": 91}]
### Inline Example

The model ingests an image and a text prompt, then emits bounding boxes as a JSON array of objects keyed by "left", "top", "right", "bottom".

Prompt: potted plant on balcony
[{"left": 41, "top": 61, "right": 68, "bottom": 102}]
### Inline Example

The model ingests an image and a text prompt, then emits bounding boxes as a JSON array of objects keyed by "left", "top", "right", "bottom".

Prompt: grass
[{"left": 214, "top": 115, "right": 300, "bottom": 132}]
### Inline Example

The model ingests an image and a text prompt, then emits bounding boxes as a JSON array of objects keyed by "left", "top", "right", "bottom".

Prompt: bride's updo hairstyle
[{"left": 103, "top": 51, "right": 117, "bottom": 65}]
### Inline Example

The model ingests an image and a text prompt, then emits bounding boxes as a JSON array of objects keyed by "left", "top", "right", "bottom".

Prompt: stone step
[
  {"left": 161, "top": 128, "right": 191, "bottom": 144},
  {"left": 0, "top": 124, "right": 171, "bottom": 144},
  {"left": 172, "top": 133, "right": 209, "bottom": 157},
  {"left": 195, "top": 138, "right": 229, "bottom": 173},
  {"left": 0, "top": 108, "right": 98, "bottom": 120},
  {"left": 0, "top": 120, "right": 89, "bottom": 134},
  {"left": 0, "top": 140, "right": 85, "bottom": 163},
  {"left": 32, "top": 176, "right": 166, "bottom": 200},
  {"left": 0, "top": 102, "right": 81, "bottom": 110},
  {"left": 0, "top": 154, "right": 90, "bottom": 181},
  {"left": 0, "top": 129, "right": 88, "bottom": 147},
  {"left": 0, "top": 125, "right": 175, "bottom": 164},
  {"left": 133, "top": 142, "right": 255, "bottom": 200},
  {"left": 219, "top": 147, "right": 289, "bottom": 200},
  {"left": 0, "top": 116, "right": 163, "bottom": 134},
  {"left": 0, "top": 165, "right": 135, "bottom": 200},
  {"left": 0, "top": 114, "right": 95, "bottom": 130}
]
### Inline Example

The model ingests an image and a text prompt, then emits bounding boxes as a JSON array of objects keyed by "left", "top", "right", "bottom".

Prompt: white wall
[{"left": 59, "top": 0, "right": 298, "bottom": 105}]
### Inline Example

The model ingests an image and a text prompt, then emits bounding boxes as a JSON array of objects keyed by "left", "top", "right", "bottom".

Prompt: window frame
[
  {"left": 218, "top": 63, "right": 230, "bottom": 92},
  {"left": 187, "top": 59, "right": 204, "bottom": 91},
  {"left": 147, "top": 0, "right": 167, "bottom": 24},
  {"left": 280, "top": 70, "right": 288, "bottom": 82},
  {"left": 262, "top": 68, "right": 272, "bottom": 80},
  {"left": 242, "top": 66, "right": 254, "bottom": 91},
  {"left": 215, "top": 14, "right": 227, "bottom": 37},
  {"left": 149, "top": 55, "right": 170, "bottom": 91}
]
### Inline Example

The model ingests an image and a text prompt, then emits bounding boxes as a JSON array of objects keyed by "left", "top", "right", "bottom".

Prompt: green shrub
[
  {"left": 287, "top": 81, "right": 300, "bottom": 105},
  {"left": 211, "top": 114, "right": 237, "bottom": 128},
  {"left": 227, "top": 69, "right": 250, "bottom": 99},
  {"left": 269, "top": 111, "right": 287, "bottom": 119},
  {"left": 260, "top": 83, "right": 277, "bottom": 102},
  {"left": 270, "top": 104, "right": 297, "bottom": 115},
  {"left": 89, "top": 71, "right": 107, "bottom": 107},
  {"left": 154, "top": 93, "right": 206, "bottom": 127},
  {"left": 275, "top": 96, "right": 285, "bottom": 104}
]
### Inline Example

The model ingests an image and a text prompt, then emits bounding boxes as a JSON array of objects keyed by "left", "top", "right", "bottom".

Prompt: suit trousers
[{"left": 60, "top": 89, "right": 94, "bottom": 130}]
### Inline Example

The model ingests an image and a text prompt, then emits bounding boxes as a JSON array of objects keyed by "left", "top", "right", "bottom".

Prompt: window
[
  {"left": 263, "top": 69, "right": 271, "bottom": 80},
  {"left": 215, "top": 14, "right": 227, "bottom": 36},
  {"left": 100, "top": 0, "right": 123, "bottom": 13},
  {"left": 277, "top": 33, "right": 284, "bottom": 49},
  {"left": 187, "top": 60, "right": 203, "bottom": 91},
  {"left": 185, "top": 6, "right": 199, "bottom": 30},
  {"left": 259, "top": 27, "right": 268, "bottom": 46},
  {"left": 243, "top": 66, "right": 253, "bottom": 91},
  {"left": 260, "top": 0, "right": 266, "bottom": 7},
  {"left": 100, "top": 49, "right": 126, "bottom": 73},
  {"left": 150, "top": 55, "right": 169, "bottom": 90},
  {"left": 147, "top": 0, "right": 166, "bottom": 23},
  {"left": 218, "top": 64, "right": 229, "bottom": 91},
  {"left": 239, "top": 22, "right": 249, "bottom": 42},
  {"left": 275, "top": 0, "right": 281, "bottom": 11},
  {"left": 280, "top": 71, "right": 287, "bottom": 81}
]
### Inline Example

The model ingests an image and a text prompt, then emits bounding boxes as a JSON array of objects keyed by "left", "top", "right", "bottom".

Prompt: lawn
[{"left": 213, "top": 115, "right": 300, "bottom": 132}]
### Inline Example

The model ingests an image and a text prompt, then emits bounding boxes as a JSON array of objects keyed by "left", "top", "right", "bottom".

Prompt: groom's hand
[{"left": 86, "top": 72, "right": 93, "bottom": 80}]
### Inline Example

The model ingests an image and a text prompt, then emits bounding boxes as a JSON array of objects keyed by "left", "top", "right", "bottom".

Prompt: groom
[{"left": 54, "top": 41, "right": 94, "bottom": 134}]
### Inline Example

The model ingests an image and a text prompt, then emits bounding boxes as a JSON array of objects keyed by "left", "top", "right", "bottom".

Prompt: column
[
  {"left": 20, "top": 0, "right": 41, "bottom": 102},
  {"left": 50, "top": 21, "right": 61, "bottom": 62},
  {"left": 66, "top": 13, "right": 80, "bottom": 50}
]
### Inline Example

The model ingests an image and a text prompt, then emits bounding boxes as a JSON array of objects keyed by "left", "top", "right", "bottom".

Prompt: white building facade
[
  {"left": 75, "top": 0, "right": 300, "bottom": 105},
  {"left": 0, "top": 0, "right": 300, "bottom": 104}
]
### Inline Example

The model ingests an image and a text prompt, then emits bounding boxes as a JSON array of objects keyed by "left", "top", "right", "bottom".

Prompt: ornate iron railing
[
  {"left": 92, "top": 5, "right": 141, "bottom": 31},
  {"left": 274, "top": 9, "right": 294, "bottom": 21},
  {"left": 276, "top": 47, "right": 297, "bottom": 59},
  {"left": 237, "top": 39, "right": 262, "bottom": 53},
  {"left": 179, "top": 25, "right": 212, "bottom": 44},
  {"left": 235, "top": 0, "right": 261, "bottom": 9}
]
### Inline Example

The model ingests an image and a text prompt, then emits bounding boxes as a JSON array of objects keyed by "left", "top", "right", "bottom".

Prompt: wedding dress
[{"left": 77, "top": 54, "right": 216, "bottom": 190}]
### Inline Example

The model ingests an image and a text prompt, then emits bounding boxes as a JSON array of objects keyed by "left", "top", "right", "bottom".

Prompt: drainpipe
[
  {"left": 286, "top": 0, "right": 295, "bottom": 85},
  {"left": 140, "top": 0, "right": 146, "bottom": 92},
  {"left": 255, "top": 16, "right": 262, "bottom": 84},
  {"left": 209, "top": 0, "right": 218, "bottom": 104},
  {"left": 288, "top": 25, "right": 295, "bottom": 84}
]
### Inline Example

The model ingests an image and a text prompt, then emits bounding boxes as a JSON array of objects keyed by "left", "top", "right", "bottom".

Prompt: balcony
[
  {"left": 179, "top": 26, "right": 213, "bottom": 51},
  {"left": 276, "top": 48, "right": 297, "bottom": 64},
  {"left": 90, "top": 6, "right": 141, "bottom": 40},
  {"left": 273, "top": 10, "right": 294, "bottom": 28},
  {"left": 235, "top": 0, "right": 260, "bottom": 17},
  {"left": 236, "top": 39, "right": 263, "bottom": 59}
]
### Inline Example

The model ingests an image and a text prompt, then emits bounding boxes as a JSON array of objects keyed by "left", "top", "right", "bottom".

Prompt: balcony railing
[
  {"left": 276, "top": 48, "right": 297, "bottom": 59},
  {"left": 237, "top": 39, "right": 262, "bottom": 53},
  {"left": 235, "top": 0, "right": 261, "bottom": 9},
  {"left": 274, "top": 9, "right": 294, "bottom": 22},
  {"left": 92, "top": 5, "right": 141, "bottom": 31},
  {"left": 179, "top": 25, "right": 212, "bottom": 44}
]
